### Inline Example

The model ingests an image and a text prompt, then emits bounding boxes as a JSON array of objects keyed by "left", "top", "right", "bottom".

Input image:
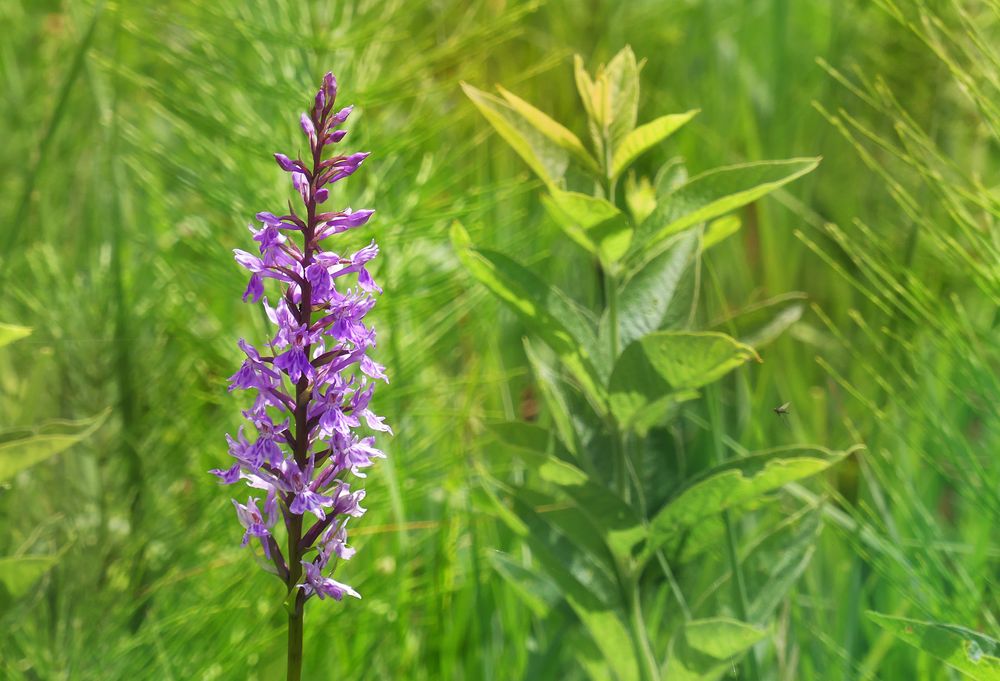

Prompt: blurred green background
[{"left": 1, "top": 0, "right": 997, "bottom": 679}]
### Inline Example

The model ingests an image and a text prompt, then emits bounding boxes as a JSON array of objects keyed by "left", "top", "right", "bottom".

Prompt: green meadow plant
[{"left": 456, "top": 46, "right": 856, "bottom": 681}]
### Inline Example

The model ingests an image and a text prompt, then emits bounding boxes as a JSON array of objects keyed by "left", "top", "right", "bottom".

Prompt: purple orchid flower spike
[{"left": 211, "top": 72, "right": 388, "bottom": 681}]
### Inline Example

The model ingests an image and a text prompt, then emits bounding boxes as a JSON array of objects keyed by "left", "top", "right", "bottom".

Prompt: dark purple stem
[{"left": 285, "top": 96, "right": 332, "bottom": 681}]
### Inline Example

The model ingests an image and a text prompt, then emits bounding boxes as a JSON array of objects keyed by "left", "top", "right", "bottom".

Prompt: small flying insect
[{"left": 773, "top": 402, "right": 791, "bottom": 427}]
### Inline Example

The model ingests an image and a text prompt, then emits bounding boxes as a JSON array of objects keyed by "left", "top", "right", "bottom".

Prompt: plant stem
[
  {"left": 626, "top": 579, "right": 661, "bottom": 681},
  {"left": 602, "top": 243, "right": 629, "bottom": 499},
  {"left": 283, "top": 104, "right": 325, "bottom": 681},
  {"left": 286, "top": 585, "right": 304, "bottom": 681},
  {"left": 286, "top": 511, "right": 304, "bottom": 681}
]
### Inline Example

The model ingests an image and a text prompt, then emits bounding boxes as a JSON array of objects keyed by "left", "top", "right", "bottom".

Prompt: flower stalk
[{"left": 211, "top": 73, "right": 389, "bottom": 681}]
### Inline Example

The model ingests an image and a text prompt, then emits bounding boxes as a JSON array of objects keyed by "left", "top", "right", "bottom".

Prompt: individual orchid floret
[
  {"left": 233, "top": 494, "right": 278, "bottom": 558},
  {"left": 299, "top": 561, "right": 360, "bottom": 601}
]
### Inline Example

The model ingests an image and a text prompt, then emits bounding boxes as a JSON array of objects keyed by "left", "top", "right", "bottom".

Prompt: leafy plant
[{"left": 456, "top": 46, "right": 843, "bottom": 680}]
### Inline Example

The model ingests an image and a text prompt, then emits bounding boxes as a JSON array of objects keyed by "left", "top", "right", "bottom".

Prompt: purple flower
[
  {"left": 242, "top": 273, "right": 264, "bottom": 303},
  {"left": 274, "top": 153, "right": 304, "bottom": 173},
  {"left": 212, "top": 72, "right": 389, "bottom": 610},
  {"left": 315, "top": 209, "right": 374, "bottom": 240},
  {"left": 331, "top": 106, "right": 353, "bottom": 125},
  {"left": 299, "top": 560, "right": 360, "bottom": 601},
  {"left": 319, "top": 521, "right": 355, "bottom": 562},
  {"left": 301, "top": 113, "right": 317, "bottom": 149},
  {"left": 233, "top": 494, "right": 278, "bottom": 558}
]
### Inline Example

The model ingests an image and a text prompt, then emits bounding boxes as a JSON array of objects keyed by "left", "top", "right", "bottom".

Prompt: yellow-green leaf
[
  {"left": 461, "top": 82, "right": 569, "bottom": 184},
  {"left": 602, "top": 46, "right": 640, "bottom": 148},
  {"left": 574, "top": 54, "right": 599, "bottom": 126},
  {"left": 496, "top": 85, "right": 600, "bottom": 174},
  {"left": 611, "top": 110, "right": 699, "bottom": 179},
  {"left": 624, "top": 174, "right": 657, "bottom": 224},
  {"left": 703, "top": 214, "right": 741, "bottom": 250},
  {"left": 0, "top": 322, "right": 32, "bottom": 349},
  {"left": 631, "top": 158, "right": 820, "bottom": 266},
  {"left": 543, "top": 189, "right": 633, "bottom": 267},
  {"left": 451, "top": 222, "right": 608, "bottom": 403}
]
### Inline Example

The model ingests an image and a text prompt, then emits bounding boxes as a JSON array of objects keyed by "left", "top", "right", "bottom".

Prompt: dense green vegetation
[{"left": 1, "top": 1, "right": 997, "bottom": 679}]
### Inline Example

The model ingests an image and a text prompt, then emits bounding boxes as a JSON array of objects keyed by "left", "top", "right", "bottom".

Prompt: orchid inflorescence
[{"left": 212, "top": 72, "right": 389, "bottom": 606}]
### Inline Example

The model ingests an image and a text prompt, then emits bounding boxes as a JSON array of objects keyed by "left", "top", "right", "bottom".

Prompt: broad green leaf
[
  {"left": 544, "top": 190, "right": 622, "bottom": 231},
  {"left": 710, "top": 293, "right": 807, "bottom": 349},
  {"left": 608, "top": 383, "right": 698, "bottom": 437},
  {"left": 472, "top": 473, "right": 530, "bottom": 537},
  {"left": 702, "top": 215, "right": 741, "bottom": 250},
  {"left": 608, "top": 332, "right": 759, "bottom": 431},
  {"left": 691, "top": 505, "right": 821, "bottom": 619},
  {"left": 523, "top": 339, "right": 582, "bottom": 457},
  {"left": 0, "top": 410, "right": 109, "bottom": 482},
  {"left": 525, "top": 623, "right": 589, "bottom": 681},
  {"left": 630, "top": 158, "right": 820, "bottom": 265},
  {"left": 0, "top": 322, "right": 32, "bottom": 349},
  {"left": 664, "top": 618, "right": 768, "bottom": 681},
  {"left": 748, "top": 509, "right": 821, "bottom": 622},
  {"left": 461, "top": 82, "right": 569, "bottom": 184},
  {"left": 868, "top": 613, "right": 1000, "bottom": 680},
  {"left": 496, "top": 85, "right": 600, "bottom": 174},
  {"left": 0, "top": 555, "right": 58, "bottom": 598},
  {"left": 615, "top": 232, "right": 700, "bottom": 350},
  {"left": 658, "top": 497, "right": 773, "bottom": 564},
  {"left": 490, "top": 422, "right": 647, "bottom": 559},
  {"left": 576, "top": 609, "right": 639, "bottom": 681},
  {"left": 489, "top": 422, "right": 586, "bottom": 486},
  {"left": 483, "top": 477, "right": 639, "bottom": 681},
  {"left": 510, "top": 499, "right": 617, "bottom": 610},
  {"left": 543, "top": 190, "right": 633, "bottom": 267},
  {"left": 612, "top": 110, "right": 699, "bottom": 179},
  {"left": 452, "top": 222, "right": 608, "bottom": 402},
  {"left": 478, "top": 455, "right": 618, "bottom": 600},
  {"left": 489, "top": 551, "right": 559, "bottom": 618},
  {"left": 633, "top": 332, "right": 759, "bottom": 387},
  {"left": 645, "top": 447, "right": 850, "bottom": 559},
  {"left": 655, "top": 157, "right": 689, "bottom": 195},
  {"left": 579, "top": 650, "right": 615, "bottom": 681}
]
